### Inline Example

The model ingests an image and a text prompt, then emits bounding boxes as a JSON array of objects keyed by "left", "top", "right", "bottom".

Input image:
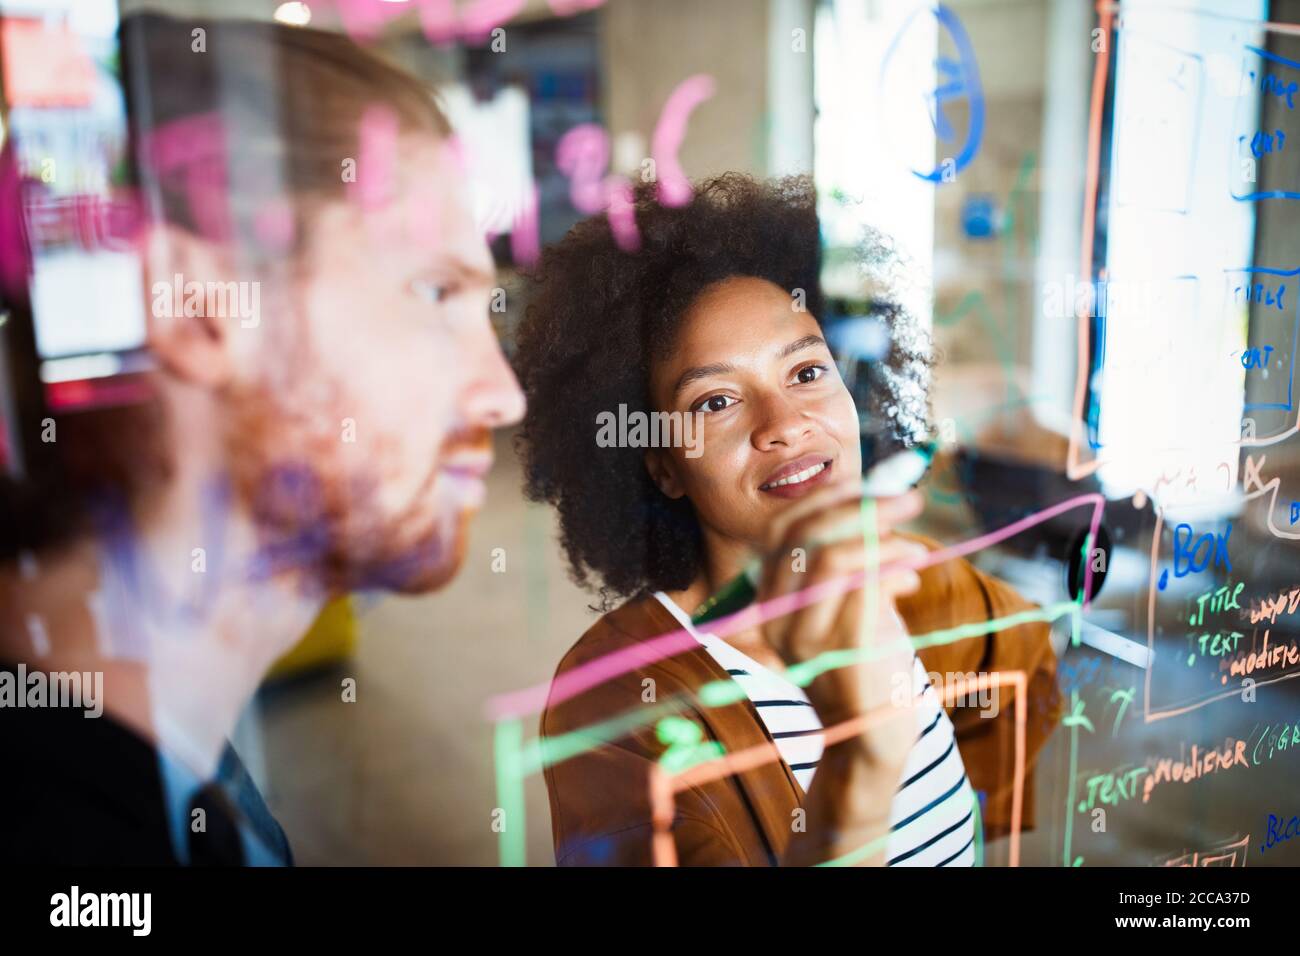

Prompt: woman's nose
[{"left": 750, "top": 392, "right": 813, "bottom": 450}]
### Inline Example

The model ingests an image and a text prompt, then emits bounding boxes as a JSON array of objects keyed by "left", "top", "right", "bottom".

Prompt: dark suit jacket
[{"left": 0, "top": 662, "right": 291, "bottom": 865}]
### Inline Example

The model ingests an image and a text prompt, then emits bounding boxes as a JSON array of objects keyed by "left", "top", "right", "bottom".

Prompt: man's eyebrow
[
  {"left": 779, "top": 334, "right": 830, "bottom": 359},
  {"left": 444, "top": 254, "right": 495, "bottom": 286}
]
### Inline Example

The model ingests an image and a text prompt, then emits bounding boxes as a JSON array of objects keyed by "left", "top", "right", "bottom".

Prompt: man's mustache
[{"left": 438, "top": 428, "right": 492, "bottom": 463}]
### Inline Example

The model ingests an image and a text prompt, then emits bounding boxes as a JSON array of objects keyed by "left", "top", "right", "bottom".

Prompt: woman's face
[{"left": 646, "top": 276, "right": 862, "bottom": 554}]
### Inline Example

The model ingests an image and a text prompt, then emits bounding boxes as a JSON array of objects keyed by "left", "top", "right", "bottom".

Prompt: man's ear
[
  {"left": 141, "top": 222, "right": 237, "bottom": 388},
  {"left": 644, "top": 448, "right": 685, "bottom": 500}
]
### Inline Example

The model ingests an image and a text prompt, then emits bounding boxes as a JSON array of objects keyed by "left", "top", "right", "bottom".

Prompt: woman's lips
[{"left": 759, "top": 458, "right": 833, "bottom": 499}]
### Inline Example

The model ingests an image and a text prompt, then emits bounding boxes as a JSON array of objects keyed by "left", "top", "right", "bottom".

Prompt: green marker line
[
  {"left": 997, "top": 151, "right": 1039, "bottom": 407},
  {"left": 496, "top": 595, "right": 1081, "bottom": 866},
  {"left": 928, "top": 150, "right": 1043, "bottom": 508},
  {"left": 1061, "top": 690, "right": 1094, "bottom": 868},
  {"left": 525, "top": 698, "right": 687, "bottom": 776},
  {"left": 494, "top": 718, "right": 526, "bottom": 867},
  {"left": 1063, "top": 694, "right": 1079, "bottom": 868},
  {"left": 815, "top": 830, "right": 892, "bottom": 867},
  {"left": 525, "top": 600, "right": 1083, "bottom": 778},
  {"left": 924, "top": 392, "right": 1052, "bottom": 507}
]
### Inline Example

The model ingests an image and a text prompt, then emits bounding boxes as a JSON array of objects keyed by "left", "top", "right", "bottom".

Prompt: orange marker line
[{"left": 650, "top": 671, "right": 1027, "bottom": 867}]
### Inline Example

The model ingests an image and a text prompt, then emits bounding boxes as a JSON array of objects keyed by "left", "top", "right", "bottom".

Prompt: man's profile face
[{"left": 224, "top": 132, "right": 524, "bottom": 593}]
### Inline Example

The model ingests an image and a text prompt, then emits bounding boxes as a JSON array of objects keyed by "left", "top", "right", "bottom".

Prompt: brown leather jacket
[{"left": 541, "top": 543, "right": 1063, "bottom": 866}]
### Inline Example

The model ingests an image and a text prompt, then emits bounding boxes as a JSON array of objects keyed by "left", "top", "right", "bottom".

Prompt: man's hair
[
  {"left": 122, "top": 12, "right": 450, "bottom": 252},
  {"left": 513, "top": 173, "right": 931, "bottom": 611},
  {"left": 0, "top": 14, "right": 450, "bottom": 562}
]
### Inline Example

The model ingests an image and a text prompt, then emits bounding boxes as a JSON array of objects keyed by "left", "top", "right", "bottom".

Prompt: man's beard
[
  {"left": 354, "top": 427, "right": 491, "bottom": 593},
  {"left": 234, "top": 419, "right": 489, "bottom": 596},
  {"left": 332, "top": 485, "right": 470, "bottom": 594}
]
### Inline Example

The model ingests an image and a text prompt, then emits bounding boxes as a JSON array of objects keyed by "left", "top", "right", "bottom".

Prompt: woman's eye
[
  {"left": 694, "top": 394, "right": 737, "bottom": 414},
  {"left": 410, "top": 278, "right": 451, "bottom": 305},
  {"left": 794, "top": 363, "right": 827, "bottom": 384}
]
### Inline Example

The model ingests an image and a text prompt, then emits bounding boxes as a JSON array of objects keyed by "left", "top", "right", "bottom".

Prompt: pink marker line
[
  {"left": 330, "top": 0, "right": 605, "bottom": 47},
  {"left": 485, "top": 492, "right": 1104, "bottom": 720},
  {"left": 458, "top": 0, "right": 527, "bottom": 43},
  {"left": 352, "top": 104, "right": 400, "bottom": 212},
  {"left": 510, "top": 182, "right": 541, "bottom": 267},
  {"left": 556, "top": 123, "right": 610, "bottom": 215},
  {"left": 139, "top": 111, "right": 232, "bottom": 241},
  {"left": 603, "top": 175, "right": 640, "bottom": 252},
  {"left": 653, "top": 74, "right": 716, "bottom": 208}
]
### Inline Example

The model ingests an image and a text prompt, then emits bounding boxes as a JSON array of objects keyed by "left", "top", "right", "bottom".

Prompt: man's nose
[{"left": 464, "top": 336, "right": 526, "bottom": 430}]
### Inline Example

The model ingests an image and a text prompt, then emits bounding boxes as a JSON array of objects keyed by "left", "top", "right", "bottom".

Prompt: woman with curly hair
[{"left": 514, "top": 173, "right": 1061, "bottom": 867}]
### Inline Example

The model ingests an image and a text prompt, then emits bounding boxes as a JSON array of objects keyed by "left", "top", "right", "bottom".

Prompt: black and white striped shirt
[{"left": 654, "top": 591, "right": 976, "bottom": 867}]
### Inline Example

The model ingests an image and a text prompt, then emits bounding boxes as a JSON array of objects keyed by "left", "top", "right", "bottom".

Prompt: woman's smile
[{"left": 758, "top": 455, "right": 835, "bottom": 498}]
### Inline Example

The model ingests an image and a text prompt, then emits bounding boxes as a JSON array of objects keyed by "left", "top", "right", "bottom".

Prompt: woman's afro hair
[{"left": 513, "top": 173, "right": 930, "bottom": 610}]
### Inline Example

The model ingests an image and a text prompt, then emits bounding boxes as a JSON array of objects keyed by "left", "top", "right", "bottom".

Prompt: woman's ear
[{"left": 644, "top": 448, "right": 686, "bottom": 500}]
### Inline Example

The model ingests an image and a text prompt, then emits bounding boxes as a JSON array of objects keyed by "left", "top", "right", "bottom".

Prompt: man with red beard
[{"left": 0, "top": 14, "right": 523, "bottom": 864}]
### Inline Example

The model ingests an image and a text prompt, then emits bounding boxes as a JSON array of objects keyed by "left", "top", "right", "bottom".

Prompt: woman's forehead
[
  {"left": 685, "top": 275, "right": 792, "bottom": 315},
  {"left": 671, "top": 278, "right": 821, "bottom": 356}
]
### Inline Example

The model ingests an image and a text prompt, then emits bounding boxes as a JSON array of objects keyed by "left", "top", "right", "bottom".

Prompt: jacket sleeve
[
  {"left": 897, "top": 541, "right": 1064, "bottom": 839},
  {"left": 540, "top": 668, "right": 753, "bottom": 867}
]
